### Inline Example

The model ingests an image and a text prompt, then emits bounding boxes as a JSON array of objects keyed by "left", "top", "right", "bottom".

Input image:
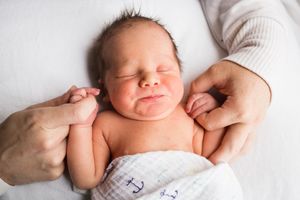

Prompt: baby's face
[{"left": 104, "top": 21, "right": 184, "bottom": 120}]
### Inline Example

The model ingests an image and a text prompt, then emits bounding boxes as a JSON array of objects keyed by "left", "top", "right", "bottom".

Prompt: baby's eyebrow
[
  {"left": 157, "top": 53, "right": 178, "bottom": 63},
  {"left": 112, "top": 64, "right": 137, "bottom": 74},
  {"left": 118, "top": 58, "right": 138, "bottom": 66},
  {"left": 107, "top": 58, "right": 135, "bottom": 71}
]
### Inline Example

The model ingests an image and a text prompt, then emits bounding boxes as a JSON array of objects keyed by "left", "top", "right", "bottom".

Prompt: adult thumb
[
  {"left": 27, "top": 86, "right": 77, "bottom": 109},
  {"left": 189, "top": 62, "right": 229, "bottom": 95},
  {"left": 39, "top": 95, "right": 98, "bottom": 129}
]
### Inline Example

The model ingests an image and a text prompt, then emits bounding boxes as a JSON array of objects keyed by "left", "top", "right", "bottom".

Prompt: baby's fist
[
  {"left": 69, "top": 87, "right": 100, "bottom": 127},
  {"left": 69, "top": 87, "right": 100, "bottom": 103},
  {"left": 186, "top": 93, "right": 219, "bottom": 119}
]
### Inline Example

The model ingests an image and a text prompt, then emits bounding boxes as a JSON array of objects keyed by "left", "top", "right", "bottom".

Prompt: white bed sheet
[{"left": 0, "top": 0, "right": 299, "bottom": 199}]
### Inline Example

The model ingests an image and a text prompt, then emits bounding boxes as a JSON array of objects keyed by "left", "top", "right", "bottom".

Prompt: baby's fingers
[
  {"left": 190, "top": 103, "right": 210, "bottom": 119},
  {"left": 186, "top": 93, "right": 205, "bottom": 113},
  {"left": 71, "top": 88, "right": 88, "bottom": 98},
  {"left": 71, "top": 88, "right": 100, "bottom": 97},
  {"left": 84, "top": 87, "right": 100, "bottom": 96},
  {"left": 70, "top": 95, "right": 83, "bottom": 103}
]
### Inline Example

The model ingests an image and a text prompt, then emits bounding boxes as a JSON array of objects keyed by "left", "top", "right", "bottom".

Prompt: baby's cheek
[
  {"left": 168, "top": 78, "right": 184, "bottom": 99},
  {"left": 110, "top": 86, "right": 133, "bottom": 109},
  {"left": 117, "top": 85, "right": 133, "bottom": 100}
]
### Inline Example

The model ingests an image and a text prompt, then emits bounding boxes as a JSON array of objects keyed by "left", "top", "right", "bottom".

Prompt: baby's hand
[
  {"left": 69, "top": 87, "right": 100, "bottom": 103},
  {"left": 186, "top": 93, "right": 219, "bottom": 119},
  {"left": 69, "top": 87, "right": 100, "bottom": 127}
]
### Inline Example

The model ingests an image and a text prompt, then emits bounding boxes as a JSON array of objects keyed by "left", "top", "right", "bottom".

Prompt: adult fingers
[
  {"left": 196, "top": 99, "right": 240, "bottom": 131},
  {"left": 189, "top": 64, "right": 227, "bottom": 95},
  {"left": 35, "top": 126, "right": 69, "bottom": 152},
  {"left": 39, "top": 162, "right": 65, "bottom": 181},
  {"left": 28, "top": 86, "right": 77, "bottom": 109},
  {"left": 24, "top": 141, "right": 67, "bottom": 182},
  {"left": 208, "top": 123, "right": 250, "bottom": 164},
  {"left": 38, "top": 140, "right": 67, "bottom": 169},
  {"left": 39, "top": 95, "right": 98, "bottom": 129}
]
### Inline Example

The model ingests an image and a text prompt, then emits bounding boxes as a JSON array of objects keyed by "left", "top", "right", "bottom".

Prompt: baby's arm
[
  {"left": 187, "top": 93, "right": 224, "bottom": 162},
  {"left": 67, "top": 87, "right": 110, "bottom": 189}
]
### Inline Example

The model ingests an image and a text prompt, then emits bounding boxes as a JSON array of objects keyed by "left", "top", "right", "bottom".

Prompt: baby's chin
[{"left": 120, "top": 107, "right": 175, "bottom": 121}]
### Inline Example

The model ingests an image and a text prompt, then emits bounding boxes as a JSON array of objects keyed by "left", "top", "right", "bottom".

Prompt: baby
[{"left": 67, "top": 11, "right": 224, "bottom": 193}]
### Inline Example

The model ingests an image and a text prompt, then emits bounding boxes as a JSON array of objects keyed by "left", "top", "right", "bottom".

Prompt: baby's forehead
[
  {"left": 103, "top": 20, "right": 172, "bottom": 56},
  {"left": 99, "top": 17, "right": 180, "bottom": 71},
  {"left": 109, "top": 20, "right": 166, "bottom": 41}
]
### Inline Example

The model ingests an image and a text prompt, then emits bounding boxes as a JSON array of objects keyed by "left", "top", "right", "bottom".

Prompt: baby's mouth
[{"left": 139, "top": 94, "right": 164, "bottom": 102}]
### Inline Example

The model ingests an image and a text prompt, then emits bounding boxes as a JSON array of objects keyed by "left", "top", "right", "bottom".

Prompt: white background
[{"left": 0, "top": 0, "right": 299, "bottom": 199}]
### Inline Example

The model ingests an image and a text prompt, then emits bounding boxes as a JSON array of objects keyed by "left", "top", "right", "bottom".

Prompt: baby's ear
[
  {"left": 97, "top": 79, "right": 103, "bottom": 84},
  {"left": 103, "top": 94, "right": 110, "bottom": 102},
  {"left": 98, "top": 79, "right": 110, "bottom": 102}
]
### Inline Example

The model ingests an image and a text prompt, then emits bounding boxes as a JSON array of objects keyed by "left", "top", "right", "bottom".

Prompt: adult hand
[
  {"left": 0, "top": 86, "right": 98, "bottom": 185},
  {"left": 69, "top": 87, "right": 100, "bottom": 127},
  {"left": 188, "top": 60, "right": 271, "bottom": 164}
]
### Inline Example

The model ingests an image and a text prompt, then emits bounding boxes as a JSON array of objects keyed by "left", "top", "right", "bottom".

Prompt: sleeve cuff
[{"left": 0, "top": 178, "right": 13, "bottom": 196}]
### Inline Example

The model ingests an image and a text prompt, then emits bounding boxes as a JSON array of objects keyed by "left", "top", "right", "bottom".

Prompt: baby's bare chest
[{"left": 108, "top": 115, "right": 195, "bottom": 158}]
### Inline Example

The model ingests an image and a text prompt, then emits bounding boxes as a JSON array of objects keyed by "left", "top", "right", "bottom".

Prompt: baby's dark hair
[{"left": 93, "top": 9, "right": 181, "bottom": 100}]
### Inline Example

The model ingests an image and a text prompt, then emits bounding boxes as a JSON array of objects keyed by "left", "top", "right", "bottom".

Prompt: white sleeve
[
  {"left": 0, "top": 178, "right": 13, "bottom": 196},
  {"left": 200, "top": 0, "right": 288, "bottom": 90}
]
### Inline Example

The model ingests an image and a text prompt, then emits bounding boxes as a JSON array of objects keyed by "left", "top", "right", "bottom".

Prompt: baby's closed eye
[
  {"left": 157, "top": 66, "right": 171, "bottom": 72},
  {"left": 115, "top": 73, "right": 137, "bottom": 79}
]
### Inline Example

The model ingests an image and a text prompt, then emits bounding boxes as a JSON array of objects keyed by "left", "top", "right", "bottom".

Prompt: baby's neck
[{"left": 121, "top": 103, "right": 187, "bottom": 122}]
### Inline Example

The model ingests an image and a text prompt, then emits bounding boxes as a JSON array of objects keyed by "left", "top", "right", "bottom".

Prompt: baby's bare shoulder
[
  {"left": 94, "top": 110, "right": 127, "bottom": 130},
  {"left": 176, "top": 103, "right": 204, "bottom": 134},
  {"left": 95, "top": 110, "right": 119, "bottom": 123},
  {"left": 92, "top": 111, "right": 121, "bottom": 137}
]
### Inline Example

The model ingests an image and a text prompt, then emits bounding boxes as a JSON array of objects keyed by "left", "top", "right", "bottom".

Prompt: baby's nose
[{"left": 139, "top": 72, "right": 160, "bottom": 88}]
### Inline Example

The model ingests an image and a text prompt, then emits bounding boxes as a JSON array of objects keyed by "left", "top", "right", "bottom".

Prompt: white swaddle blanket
[{"left": 91, "top": 151, "right": 243, "bottom": 200}]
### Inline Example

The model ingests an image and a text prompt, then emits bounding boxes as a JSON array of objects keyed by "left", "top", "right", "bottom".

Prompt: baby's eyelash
[
  {"left": 157, "top": 69, "right": 170, "bottom": 72},
  {"left": 157, "top": 67, "right": 172, "bottom": 72},
  {"left": 115, "top": 74, "right": 137, "bottom": 79}
]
